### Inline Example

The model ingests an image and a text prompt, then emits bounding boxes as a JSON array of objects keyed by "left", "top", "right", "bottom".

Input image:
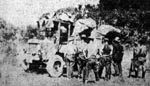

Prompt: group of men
[
  {"left": 64, "top": 34, "right": 148, "bottom": 83},
  {"left": 63, "top": 35, "right": 124, "bottom": 83},
  {"left": 82, "top": 36, "right": 124, "bottom": 83}
]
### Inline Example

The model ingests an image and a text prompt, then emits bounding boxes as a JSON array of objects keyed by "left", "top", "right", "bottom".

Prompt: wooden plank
[
  {"left": 57, "top": 22, "right": 61, "bottom": 44},
  {"left": 68, "top": 24, "right": 71, "bottom": 42}
]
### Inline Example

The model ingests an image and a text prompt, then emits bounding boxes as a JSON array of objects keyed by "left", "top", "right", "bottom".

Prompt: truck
[
  {"left": 20, "top": 7, "right": 121, "bottom": 78},
  {"left": 21, "top": 8, "right": 79, "bottom": 77}
]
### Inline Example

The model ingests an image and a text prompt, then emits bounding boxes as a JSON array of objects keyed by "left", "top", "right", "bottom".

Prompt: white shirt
[{"left": 85, "top": 40, "right": 101, "bottom": 58}]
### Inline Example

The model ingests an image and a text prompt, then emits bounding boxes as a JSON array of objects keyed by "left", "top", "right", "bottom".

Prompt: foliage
[
  {"left": 25, "top": 25, "right": 38, "bottom": 39},
  {"left": 0, "top": 18, "right": 18, "bottom": 65},
  {"left": 99, "top": 0, "right": 150, "bottom": 11},
  {"left": 85, "top": 0, "right": 150, "bottom": 31},
  {"left": 84, "top": 0, "right": 150, "bottom": 48},
  {"left": 0, "top": 18, "right": 16, "bottom": 42}
]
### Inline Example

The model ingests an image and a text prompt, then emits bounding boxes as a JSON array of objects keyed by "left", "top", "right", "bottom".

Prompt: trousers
[{"left": 83, "top": 57, "right": 99, "bottom": 83}]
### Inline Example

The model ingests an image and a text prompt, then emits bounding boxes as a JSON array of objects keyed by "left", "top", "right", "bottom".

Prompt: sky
[{"left": 0, "top": 0, "right": 99, "bottom": 27}]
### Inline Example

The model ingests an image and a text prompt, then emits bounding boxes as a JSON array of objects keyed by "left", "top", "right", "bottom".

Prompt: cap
[{"left": 81, "top": 34, "right": 86, "bottom": 38}]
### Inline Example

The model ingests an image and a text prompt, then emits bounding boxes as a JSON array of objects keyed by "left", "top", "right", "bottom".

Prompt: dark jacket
[{"left": 112, "top": 42, "right": 124, "bottom": 63}]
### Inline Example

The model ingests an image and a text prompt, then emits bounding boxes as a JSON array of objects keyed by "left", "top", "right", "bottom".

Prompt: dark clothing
[
  {"left": 65, "top": 54, "right": 76, "bottom": 78},
  {"left": 76, "top": 52, "right": 86, "bottom": 78},
  {"left": 66, "top": 59, "right": 75, "bottom": 78},
  {"left": 98, "top": 43, "right": 112, "bottom": 80},
  {"left": 112, "top": 42, "right": 124, "bottom": 76},
  {"left": 129, "top": 58, "right": 146, "bottom": 78},
  {"left": 132, "top": 45, "right": 147, "bottom": 70},
  {"left": 113, "top": 62, "right": 122, "bottom": 76},
  {"left": 83, "top": 55, "right": 99, "bottom": 83},
  {"left": 112, "top": 42, "right": 124, "bottom": 63},
  {"left": 102, "top": 44, "right": 111, "bottom": 55},
  {"left": 129, "top": 45, "right": 147, "bottom": 78},
  {"left": 98, "top": 55, "right": 112, "bottom": 80},
  {"left": 133, "top": 45, "right": 147, "bottom": 63}
]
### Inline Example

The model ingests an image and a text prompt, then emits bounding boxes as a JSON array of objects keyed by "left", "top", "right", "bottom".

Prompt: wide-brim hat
[
  {"left": 80, "top": 34, "right": 94, "bottom": 40},
  {"left": 114, "top": 37, "right": 120, "bottom": 43},
  {"left": 68, "top": 36, "right": 75, "bottom": 41},
  {"left": 103, "top": 38, "right": 109, "bottom": 41}
]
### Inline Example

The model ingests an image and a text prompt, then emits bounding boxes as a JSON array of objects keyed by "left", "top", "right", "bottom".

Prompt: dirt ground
[{"left": 0, "top": 48, "right": 150, "bottom": 86}]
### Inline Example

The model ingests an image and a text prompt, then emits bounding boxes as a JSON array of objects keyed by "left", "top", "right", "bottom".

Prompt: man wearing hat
[
  {"left": 82, "top": 35, "right": 101, "bottom": 83},
  {"left": 112, "top": 37, "right": 124, "bottom": 77},
  {"left": 59, "top": 37, "right": 78, "bottom": 79},
  {"left": 129, "top": 39, "right": 147, "bottom": 78}
]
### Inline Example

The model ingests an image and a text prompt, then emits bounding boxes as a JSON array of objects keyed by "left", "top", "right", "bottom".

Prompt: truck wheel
[
  {"left": 17, "top": 53, "right": 29, "bottom": 71},
  {"left": 46, "top": 55, "right": 65, "bottom": 77},
  {"left": 19, "top": 59, "right": 30, "bottom": 72}
]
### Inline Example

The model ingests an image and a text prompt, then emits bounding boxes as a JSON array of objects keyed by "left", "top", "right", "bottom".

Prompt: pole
[
  {"left": 57, "top": 21, "right": 61, "bottom": 44},
  {"left": 68, "top": 23, "right": 71, "bottom": 43}
]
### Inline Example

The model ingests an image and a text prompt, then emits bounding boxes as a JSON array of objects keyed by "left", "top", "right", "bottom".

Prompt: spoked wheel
[
  {"left": 46, "top": 55, "right": 65, "bottom": 77},
  {"left": 22, "top": 59, "right": 30, "bottom": 71}
]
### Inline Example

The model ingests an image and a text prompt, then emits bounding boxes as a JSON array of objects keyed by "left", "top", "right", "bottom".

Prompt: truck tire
[{"left": 46, "top": 55, "right": 65, "bottom": 77}]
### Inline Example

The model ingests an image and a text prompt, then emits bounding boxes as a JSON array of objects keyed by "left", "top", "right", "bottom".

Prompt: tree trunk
[{"left": 145, "top": 44, "right": 150, "bottom": 83}]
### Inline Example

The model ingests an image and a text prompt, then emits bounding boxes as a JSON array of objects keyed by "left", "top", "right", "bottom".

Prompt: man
[
  {"left": 99, "top": 38, "right": 113, "bottom": 80},
  {"left": 76, "top": 51, "right": 86, "bottom": 79},
  {"left": 59, "top": 39, "right": 77, "bottom": 79},
  {"left": 74, "top": 38, "right": 87, "bottom": 79},
  {"left": 82, "top": 36, "right": 100, "bottom": 83},
  {"left": 112, "top": 37, "right": 124, "bottom": 77},
  {"left": 129, "top": 40, "right": 147, "bottom": 78}
]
